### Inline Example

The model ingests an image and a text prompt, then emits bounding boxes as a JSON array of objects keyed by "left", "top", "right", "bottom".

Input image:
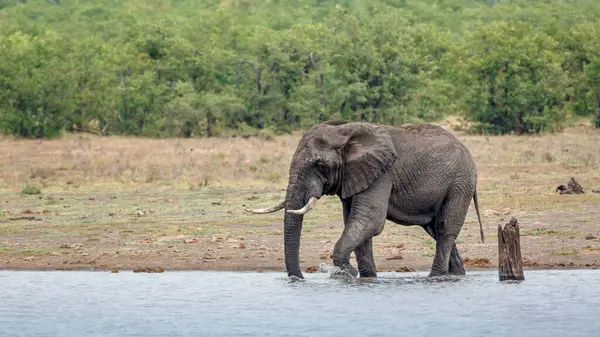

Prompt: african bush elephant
[{"left": 245, "top": 120, "right": 484, "bottom": 279}]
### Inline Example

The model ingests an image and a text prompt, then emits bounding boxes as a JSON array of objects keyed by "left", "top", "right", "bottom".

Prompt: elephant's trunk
[
  {"left": 283, "top": 204, "right": 304, "bottom": 278},
  {"left": 283, "top": 175, "right": 322, "bottom": 279}
]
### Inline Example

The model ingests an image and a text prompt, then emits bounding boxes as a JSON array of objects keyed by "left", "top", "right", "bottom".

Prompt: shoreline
[
  {"left": 1, "top": 256, "right": 598, "bottom": 273},
  {"left": 1, "top": 265, "right": 597, "bottom": 273}
]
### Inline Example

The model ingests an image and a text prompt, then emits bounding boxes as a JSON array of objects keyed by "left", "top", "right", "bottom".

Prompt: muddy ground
[{"left": 1, "top": 187, "right": 598, "bottom": 274}]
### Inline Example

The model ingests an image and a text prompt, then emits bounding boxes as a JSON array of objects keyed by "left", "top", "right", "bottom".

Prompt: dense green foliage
[{"left": 1, "top": 0, "right": 599, "bottom": 138}]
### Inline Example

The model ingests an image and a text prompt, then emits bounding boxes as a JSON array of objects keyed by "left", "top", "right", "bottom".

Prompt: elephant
[{"left": 245, "top": 120, "right": 484, "bottom": 279}]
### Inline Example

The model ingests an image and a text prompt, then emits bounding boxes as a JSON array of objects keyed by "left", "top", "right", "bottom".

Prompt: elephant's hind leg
[
  {"left": 424, "top": 225, "right": 465, "bottom": 275},
  {"left": 449, "top": 244, "right": 466, "bottom": 275},
  {"left": 428, "top": 191, "right": 471, "bottom": 277}
]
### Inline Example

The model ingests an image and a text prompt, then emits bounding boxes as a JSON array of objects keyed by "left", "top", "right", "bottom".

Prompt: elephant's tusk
[
  {"left": 244, "top": 200, "right": 286, "bottom": 214},
  {"left": 287, "top": 196, "right": 319, "bottom": 215}
]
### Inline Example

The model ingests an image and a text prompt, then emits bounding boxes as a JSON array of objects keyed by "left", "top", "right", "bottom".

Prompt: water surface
[{"left": 1, "top": 269, "right": 599, "bottom": 336}]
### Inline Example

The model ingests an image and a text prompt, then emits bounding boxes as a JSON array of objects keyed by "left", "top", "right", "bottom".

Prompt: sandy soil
[
  {"left": 0, "top": 189, "right": 598, "bottom": 274},
  {"left": 1, "top": 122, "right": 599, "bottom": 274}
]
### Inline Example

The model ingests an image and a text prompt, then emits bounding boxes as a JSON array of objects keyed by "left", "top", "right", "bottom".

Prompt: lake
[{"left": 0, "top": 268, "right": 599, "bottom": 337}]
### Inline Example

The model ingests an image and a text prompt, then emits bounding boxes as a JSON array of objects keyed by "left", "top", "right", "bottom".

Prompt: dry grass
[
  {"left": 0, "top": 133, "right": 296, "bottom": 191},
  {"left": 459, "top": 125, "right": 600, "bottom": 214},
  {"left": 1, "top": 120, "right": 599, "bottom": 271},
  {"left": 1, "top": 122, "right": 598, "bottom": 211}
]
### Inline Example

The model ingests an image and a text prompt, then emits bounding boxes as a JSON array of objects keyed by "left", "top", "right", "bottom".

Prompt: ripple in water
[{"left": 0, "top": 269, "right": 599, "bottom": 337}]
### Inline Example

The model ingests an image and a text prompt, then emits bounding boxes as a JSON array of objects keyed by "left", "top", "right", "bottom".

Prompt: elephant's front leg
[
  {"left": 341, "top": 198, "right": 377, "bottom": 278},
  {"left": 354, "top": 238, "right": 377, "bottom": 277},
  {"left": 333, "top": 175, "right": 391, "bottom": 278}
]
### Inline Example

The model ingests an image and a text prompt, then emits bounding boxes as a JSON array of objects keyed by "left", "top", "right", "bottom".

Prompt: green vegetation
[
  {"left": 551, "top": 249, "right": 579, "bottom": 256},
  {"left": 21, "top": 185, "right": 41, "bottom": 195},
  {"left": 1, "top": 0, "right": 600, "bottom": 138}
]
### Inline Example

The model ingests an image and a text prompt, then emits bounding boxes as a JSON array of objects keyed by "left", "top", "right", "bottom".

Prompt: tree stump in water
[{"left": 498, "top": 217, "right": 525, "bottom": 281}]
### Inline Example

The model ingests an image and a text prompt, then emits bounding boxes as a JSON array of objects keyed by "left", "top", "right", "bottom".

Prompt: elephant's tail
[{"left": 473, "top": 190, "right": 485, "bottom": 244}]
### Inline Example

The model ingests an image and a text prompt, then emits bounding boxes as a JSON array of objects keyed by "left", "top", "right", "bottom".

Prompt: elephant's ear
[{"left": 334, "top": 123, "right": 398, "bottom": 199}]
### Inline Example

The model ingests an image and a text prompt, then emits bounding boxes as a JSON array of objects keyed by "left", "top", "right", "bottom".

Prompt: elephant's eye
[{"left": 315, "top": 161, "right": 327, "bottom": 172}]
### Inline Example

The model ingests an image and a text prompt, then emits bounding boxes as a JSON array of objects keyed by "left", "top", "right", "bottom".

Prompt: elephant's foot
[
  {"left": 448, "top": 242, "right": 466, "bottom": 275},
  {"left": 448, "top": 258, "right": 466, "bottom": 276},
  {"left": 358, "top": 268, "right": 377, "bottom": 278},
  {"left": 427, "top": 269, "right": 449, "bottom": 278},
  {"left": 330, "top": 262, "right": 358, "bottom": 279},
  {"left": 354, "top": 238, "right": 378, "bottom": 278},
  {"left": 429, "top": 264, "right": 464, "bottom": 278},
  {"left": 355, "top": 255, "right": 377, "bottom": 278},
  {"left": 448, "top": 265, "right": 466, "bottom": 276},
  {"left": 429, "top": 269, "right": 467, "bottom": 277}
]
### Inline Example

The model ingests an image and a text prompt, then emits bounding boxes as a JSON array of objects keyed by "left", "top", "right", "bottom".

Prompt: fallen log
[
  {"left": 556, "top": 177, "right": 585, "bottom": 194},
  {"left": 498, "top": 217, "right": 525, "bottom": 281}
]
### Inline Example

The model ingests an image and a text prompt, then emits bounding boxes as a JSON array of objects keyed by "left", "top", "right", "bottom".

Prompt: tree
[
  {"left": 0, "top": 31, "right": 77, "bottom": 138},
  {"left": 1, "top": 0, "right": 600, "bottom": 138},
  {"left": 459, "top": 21, "right": 571, "bottom": 134},
  {"left": 561, "top": 22, "right": 600, "bottom": 127}
]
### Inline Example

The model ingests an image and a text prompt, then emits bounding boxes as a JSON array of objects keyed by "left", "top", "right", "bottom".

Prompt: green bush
[
  {"left": 560, "top": 22, "right": 600, "bottom": 128},
  {"left": 1, "top": 0, "right": 600, "bottom": 138},
  {"left": 459, "top": 21, "right": 571, "bottom": 134},
  {"left": 0, "top": 32, "right": 76, "bottom": 138},
  {"left": 21, "top": 185, "right": 41, "bottom": 195}
]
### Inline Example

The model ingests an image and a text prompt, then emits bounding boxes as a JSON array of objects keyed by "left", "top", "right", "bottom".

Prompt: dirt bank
[
  {"left": 0, "top": 189, "right": 598, "bottom": 273},
  {"left": 1, "top": 126, "right": 599, "bottom": 273}
]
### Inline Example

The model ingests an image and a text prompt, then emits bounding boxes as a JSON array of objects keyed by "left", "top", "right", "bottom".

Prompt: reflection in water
[{"left": 0, "top": 269, "right": 599, "bottom": 337}]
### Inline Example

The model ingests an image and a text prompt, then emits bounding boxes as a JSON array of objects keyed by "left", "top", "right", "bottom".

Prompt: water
[{"left": 1, "top": 268, "right": 599, "bottom": 337}]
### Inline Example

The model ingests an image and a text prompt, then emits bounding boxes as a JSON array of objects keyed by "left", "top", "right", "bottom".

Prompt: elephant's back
[
  {"left": 394, "top": 123, "right": 459, "bottom": 140},
  {"left": 387, "top": 124, "right": 470, "bottom": 154},
  {"left": 388, "top": 123, "right": 478, "bottom": 179}
]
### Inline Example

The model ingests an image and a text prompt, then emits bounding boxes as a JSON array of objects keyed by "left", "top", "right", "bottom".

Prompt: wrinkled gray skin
[{"left": 245, "top": 120, "right": 484, "bottom": 279}]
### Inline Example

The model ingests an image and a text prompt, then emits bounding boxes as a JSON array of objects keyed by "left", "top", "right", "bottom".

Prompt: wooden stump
[{"left": 498, "top": 217, "right": 525, "bottom": 281}]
